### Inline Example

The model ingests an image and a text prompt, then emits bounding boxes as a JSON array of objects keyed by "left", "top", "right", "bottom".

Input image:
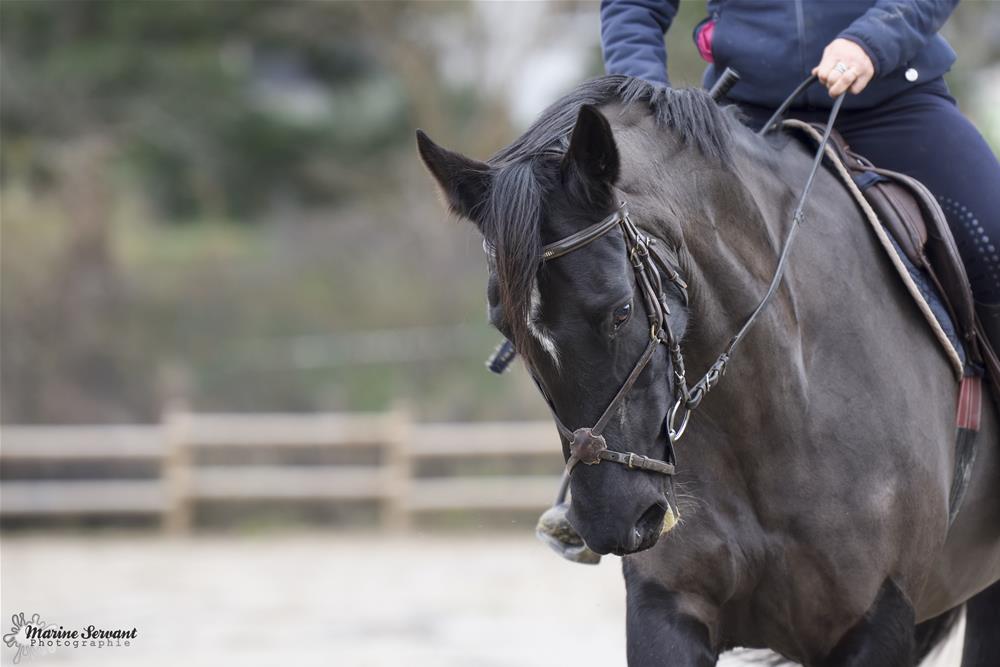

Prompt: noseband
[{"left": 519, "top": 78, "right": 845, "bottom": 486}]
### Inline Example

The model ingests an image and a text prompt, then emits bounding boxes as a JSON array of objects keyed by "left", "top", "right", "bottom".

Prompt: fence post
[
  {"left": 382, "top": 404, "right": 412, "bottom": 532},
  {"left": 163, "top": 408, "right": 193, "bottom": 534}
]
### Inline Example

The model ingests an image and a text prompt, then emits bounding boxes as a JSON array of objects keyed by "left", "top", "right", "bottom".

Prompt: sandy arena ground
[{"left": 1, "top": 534, "right": 963, "bottom": 666}]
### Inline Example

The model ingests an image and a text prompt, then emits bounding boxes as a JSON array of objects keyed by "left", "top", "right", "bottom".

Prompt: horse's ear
[
  {"left": 416, "top": 129, "right": 491, "bottom": 221},
  {"left": 562, "top": 104, "right": 619, "bottom": 187}
]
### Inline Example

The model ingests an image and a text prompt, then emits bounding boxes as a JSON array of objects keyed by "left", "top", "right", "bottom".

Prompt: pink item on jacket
[{"left": 696, "top": 20, "right": 716, "bottom": 63}]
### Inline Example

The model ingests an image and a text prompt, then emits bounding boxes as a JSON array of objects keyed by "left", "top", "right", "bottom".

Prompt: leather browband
[{"left": 542, "top": 205, "right": 628, "bottom": 261}]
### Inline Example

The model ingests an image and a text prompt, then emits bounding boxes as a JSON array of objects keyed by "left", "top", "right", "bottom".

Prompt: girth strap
[{"left": 949, "top": 374, "right": 982, "bottom": 526}]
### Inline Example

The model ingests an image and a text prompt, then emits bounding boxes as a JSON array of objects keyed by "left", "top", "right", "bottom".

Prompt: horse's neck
[
  {"left": 668, "top": 139, "right": 808, "bottom": 381},
  {"left": 666, "top": 131, "right": 928, "bottom": 455}
]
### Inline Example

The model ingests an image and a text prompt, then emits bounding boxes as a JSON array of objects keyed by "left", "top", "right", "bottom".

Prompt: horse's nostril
[
  {"left": 615, "top": 504, "right": 667, "bottom": 555},
  {"left": 634, "top": 503, "right": 667, "bottom": 543},
  {"left": 630, "top": 527, "right": 643, "bottom": 550}
]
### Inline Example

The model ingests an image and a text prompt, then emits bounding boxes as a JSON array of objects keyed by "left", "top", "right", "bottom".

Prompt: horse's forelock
[{"left": 482, "top": 159, "right": 547, "bottom": 353}]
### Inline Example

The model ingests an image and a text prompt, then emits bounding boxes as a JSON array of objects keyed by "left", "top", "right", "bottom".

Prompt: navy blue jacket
[{"left": 600, "top": 0, "right": 959, "bottom": 109}]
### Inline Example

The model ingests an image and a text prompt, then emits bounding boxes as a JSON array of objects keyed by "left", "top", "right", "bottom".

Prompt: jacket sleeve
[
  {"left": 838, "top": 0, "right": 959, "bottom": 78},
  {"left": 600, "top": 0, "right": 679, "bottom": 87}
]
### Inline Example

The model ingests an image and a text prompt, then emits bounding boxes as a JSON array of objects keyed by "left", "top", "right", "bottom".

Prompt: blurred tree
[
  {"left": 1, "top": 0, "right": 417, "bottom": 220},
  {"left": 0, "top": 0, "right": 498, "bottom": 423}
]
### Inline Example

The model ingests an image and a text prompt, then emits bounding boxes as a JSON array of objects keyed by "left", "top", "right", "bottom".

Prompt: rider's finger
[
  {"left": 814, "top": 52, "right": 837, "bottom": 84},
  {"left": 824, "top": 65, "right": 844, "bottom": 89},
  {"left": 828, "top": 67, "right": 856, "bottom": 97},
  {"left": 815, "top": 61, "right": 833, "bottom": 84}
]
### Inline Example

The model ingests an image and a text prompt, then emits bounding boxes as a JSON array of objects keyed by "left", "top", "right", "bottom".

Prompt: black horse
[{"left": 417, "top": 76, "right": 1000, "bottom": 666}]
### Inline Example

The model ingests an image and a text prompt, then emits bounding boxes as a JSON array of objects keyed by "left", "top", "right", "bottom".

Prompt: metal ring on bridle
[{"left": 667, "top": 398, "right": 691, "bottom": 441}]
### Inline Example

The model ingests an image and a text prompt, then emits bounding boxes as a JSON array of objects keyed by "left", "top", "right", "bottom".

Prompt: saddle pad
[
  {"left": 886, "top": 233, "right": 966, "bottom": 368},
  {"left": 784, "top": 120, "right": 965, "bottom": 381}
]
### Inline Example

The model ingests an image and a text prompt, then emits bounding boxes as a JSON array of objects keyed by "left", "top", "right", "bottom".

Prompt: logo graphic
[
  {"left": 3, "top": 613, "right": 50, "bottom": 664},
  {"left": 4, "top": 612, "right": 136, "bottom": 662}
]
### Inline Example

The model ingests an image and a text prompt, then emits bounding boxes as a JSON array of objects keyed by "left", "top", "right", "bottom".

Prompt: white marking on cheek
[{"left": 528, "top": 283, "right": 560, "bottom": 367}]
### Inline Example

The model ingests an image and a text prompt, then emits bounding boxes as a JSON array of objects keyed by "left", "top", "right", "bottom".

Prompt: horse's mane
[{"left": 481, "top": 75, "right": 740, "bottom": 350}]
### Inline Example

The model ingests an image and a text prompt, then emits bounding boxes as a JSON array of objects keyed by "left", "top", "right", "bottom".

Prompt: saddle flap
[
  {"left": 867, "top": 166, "right": 975, "bottom": 334},
  {"left": 810, "top": 123, "right": 993, "bottom": 377},
  {"left": 859, "top": 174, "right": 929, "bottom": 267}
]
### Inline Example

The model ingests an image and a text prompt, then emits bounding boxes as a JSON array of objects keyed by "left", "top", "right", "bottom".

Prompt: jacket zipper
[{"left": 793, "top": 0, "right": 808, "bottom": 104}]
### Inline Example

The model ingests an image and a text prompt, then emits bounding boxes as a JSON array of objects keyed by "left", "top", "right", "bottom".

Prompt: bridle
[
  {"left": 491, "top": 75, "right": 844, "bottom": 494},
  {"left": 535, "top": 204, "right": 686, "bottom": 478}
]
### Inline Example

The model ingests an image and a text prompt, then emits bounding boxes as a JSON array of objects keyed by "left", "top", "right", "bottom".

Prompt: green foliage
[{"left": 1, "top": 0, "right": 411, "bottom": 220}]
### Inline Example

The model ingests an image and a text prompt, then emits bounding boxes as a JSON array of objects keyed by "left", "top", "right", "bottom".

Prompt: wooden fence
[{"left": 0, "top": 412, "right": 564, "bottom": 531}]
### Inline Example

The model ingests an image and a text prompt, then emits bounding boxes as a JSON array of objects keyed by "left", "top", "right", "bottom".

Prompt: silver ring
[{"left": 834, "top": 62, "right": 849, "bottom": 75}]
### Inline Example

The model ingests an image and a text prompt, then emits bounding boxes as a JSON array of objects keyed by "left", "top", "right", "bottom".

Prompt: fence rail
[{"left": 0, "top": 412, "right": 563, "bottom": 531}]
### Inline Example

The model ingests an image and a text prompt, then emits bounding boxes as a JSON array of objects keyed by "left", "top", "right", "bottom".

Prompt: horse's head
[{"left": 417, "top": 88, "right": 697, "bottom": 555}]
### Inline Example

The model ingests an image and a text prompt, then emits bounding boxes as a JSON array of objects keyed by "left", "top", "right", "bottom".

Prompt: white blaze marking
[{"left": 528, "top": 283, "right": 560, "bottom": 366}]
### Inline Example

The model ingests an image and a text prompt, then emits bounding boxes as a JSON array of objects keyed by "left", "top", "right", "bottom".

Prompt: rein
[{"left": 494, "top": 76, "right": 845, "bottom": 489}]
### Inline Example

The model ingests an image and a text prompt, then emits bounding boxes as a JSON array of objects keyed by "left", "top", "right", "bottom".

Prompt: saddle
[{"left": 813, "top": 124, "right": 1000, "bottom": 386}]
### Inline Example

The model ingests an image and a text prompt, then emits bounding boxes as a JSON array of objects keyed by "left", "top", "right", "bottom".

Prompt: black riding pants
[{"left": 739, "top": 79, "right": 1000, "bottom": 305}]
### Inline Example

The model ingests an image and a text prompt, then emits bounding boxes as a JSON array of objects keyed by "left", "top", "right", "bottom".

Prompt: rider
[{"left": 600, "top": 0, "right": 1000, "bottom": 350}]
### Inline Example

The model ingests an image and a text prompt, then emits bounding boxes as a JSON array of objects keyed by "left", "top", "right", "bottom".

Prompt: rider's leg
[{"left": 825, "top": 79, "right": 1000, "bottom": 348}]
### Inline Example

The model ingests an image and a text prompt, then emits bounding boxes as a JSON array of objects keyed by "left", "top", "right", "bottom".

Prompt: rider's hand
[{"left": 812, "top": 38, "right": 876, "bottom": 97}]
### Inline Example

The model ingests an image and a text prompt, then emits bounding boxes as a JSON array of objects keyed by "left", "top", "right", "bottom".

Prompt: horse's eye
[{"left": 612, "top": 302, "right": 632, "bottom": 330}]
